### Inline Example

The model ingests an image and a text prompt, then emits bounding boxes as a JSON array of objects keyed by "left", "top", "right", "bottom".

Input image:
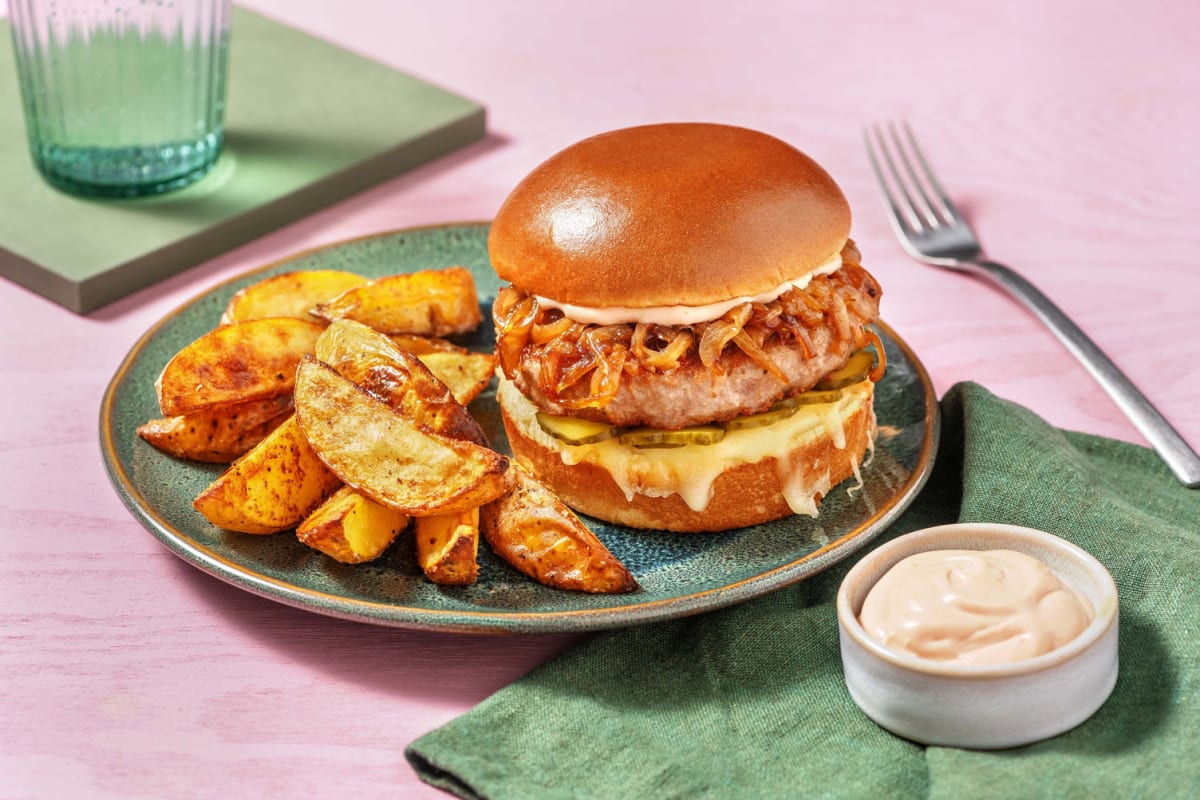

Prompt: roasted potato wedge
[
  {"left": 156, "top": 317, "right": 324, "bottom": 416},
  {"left": 481, "top": 468, "right": 638, "bottom": 594},
  {"left": 137, "top": 394, "right": 293, "bottom": 462},
  {"left": 414, "top": 508, "right": 480, "bottom": 585},
  {"left": 310, "top": 267, "right": 483, "bottom": 336},
  {"left": 419, "top": 351, "right": 497, "bottom": 406},
  {"left": 389, "top": 334, "right": 467, "bottom": 355},
  {"left": 220, "top": 270, "right": 368, "bottom": 324},
  {"left": 193, "top": 415, "right": 342, "bottom": 534},
  {"left": 296, "top": 485, "right": 411, "bottom": 564},
  {"left": 294, "top": 358, "right": 511, "bottom": 516},
  {"left": 315, "top": 320, "right": 487, "bottom": 446}
]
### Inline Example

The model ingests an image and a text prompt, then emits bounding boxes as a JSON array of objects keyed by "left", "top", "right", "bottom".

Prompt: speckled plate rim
[{"left": 100, "top": 222, "right": 940, "bottom": 634}]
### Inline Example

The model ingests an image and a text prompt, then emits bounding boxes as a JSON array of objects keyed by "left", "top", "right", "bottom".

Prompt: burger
[{"left": 488, "top": 123, "right": 885, "bottom": 532}]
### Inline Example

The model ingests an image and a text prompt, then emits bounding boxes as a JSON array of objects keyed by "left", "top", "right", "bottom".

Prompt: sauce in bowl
[{"left": 858, "top": 549, "right": 1095, "bottom": 665}]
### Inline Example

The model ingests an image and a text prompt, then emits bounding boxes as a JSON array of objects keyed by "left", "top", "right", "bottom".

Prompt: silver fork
[{"left": 865, "top": 121, "right": 1200, "bottom": 488}]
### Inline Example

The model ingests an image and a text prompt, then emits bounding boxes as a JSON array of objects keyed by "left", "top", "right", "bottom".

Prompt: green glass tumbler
[{"left": 8, "top": 0, "right": 232, "bottom": 198}]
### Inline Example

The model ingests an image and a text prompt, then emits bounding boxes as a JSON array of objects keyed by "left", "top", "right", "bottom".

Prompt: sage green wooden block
[{"left": 0, "top": 7, "right": 486, "bottom": 313}]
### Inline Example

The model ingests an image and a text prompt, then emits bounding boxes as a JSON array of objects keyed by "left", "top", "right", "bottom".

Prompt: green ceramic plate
[{"left": 100, "top": 223, "right": 939, "bottom": 633}]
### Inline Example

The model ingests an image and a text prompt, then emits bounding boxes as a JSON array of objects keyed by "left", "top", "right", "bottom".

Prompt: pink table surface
[{"left": 3, "top": 1, "right": 1199, "bottom": 797}]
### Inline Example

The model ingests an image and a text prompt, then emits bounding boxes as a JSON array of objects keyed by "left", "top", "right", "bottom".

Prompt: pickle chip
[
  {"left": 536, "top": 412, "right": 623, "bottom": 446},
  {"left": 792, "top": 389, "right": 845, "bottom": 406},
  {"left": 723, "top": 405, "right": 798, "bottom": 432},
  {"left": 813, "top": 349, "right": 875, "bottom": 391},
  {"left": 618, "top": 425, "right": 726, "bottom": 449}
]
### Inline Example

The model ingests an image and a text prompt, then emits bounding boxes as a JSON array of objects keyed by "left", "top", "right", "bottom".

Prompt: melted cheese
[
  {"left": 499, "top": 378, "right": 875, "bottom": 516},
  {"left": 532, "top": 252, "right": 844, "bottom": 326}
]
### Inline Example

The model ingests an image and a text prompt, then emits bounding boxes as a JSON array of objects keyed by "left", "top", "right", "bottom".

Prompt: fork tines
[{"left": 864, "top": 122, "right": 961, "bottom": 234}]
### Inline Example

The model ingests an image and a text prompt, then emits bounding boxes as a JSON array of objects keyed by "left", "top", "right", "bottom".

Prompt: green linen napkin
[{"left": 407, "top": 382, "right": 1200, "bottom": 799}]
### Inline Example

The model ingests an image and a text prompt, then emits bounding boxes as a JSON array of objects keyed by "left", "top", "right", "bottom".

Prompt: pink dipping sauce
[{"left": 858, "top": 549, "right": 1095, "bottom": 666}]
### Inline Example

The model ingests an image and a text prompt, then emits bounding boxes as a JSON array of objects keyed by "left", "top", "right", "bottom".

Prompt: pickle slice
[
  {"left": 723, "top": 399, "right": 802, "bottom": 432},
  {"left": 722, "top": 388, "right": 843, "bottom": 432},
  {"left": 618, "top": 425, "right": 726, "bottom": 449},
  {"left": 793, "top": 389, "right": 844, "bottom": 405},
  {"left": 813, "top": 350, "right": 875, "bottom": 391},
  {"left": 536, "top": 412, "right": 622, "bottom": 445}
]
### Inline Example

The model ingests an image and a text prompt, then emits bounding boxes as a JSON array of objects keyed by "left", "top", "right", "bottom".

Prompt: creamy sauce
[
  {"left": 533, "top": 252, "right": 844, "bottom": 326},
  {"left": 498, "top": 376, "right": 873, "bottom": 514},
  {"left": 859, "top": 549, "right": 1095, "bottom": 665}
]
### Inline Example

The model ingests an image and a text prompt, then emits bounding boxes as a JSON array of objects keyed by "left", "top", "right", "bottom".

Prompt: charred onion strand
[
  {"left": 867, "top": 327, "right": 888, "bottom": 382},
  {"left": 732, "top": 329, "right": 788, "bottom": 384}
]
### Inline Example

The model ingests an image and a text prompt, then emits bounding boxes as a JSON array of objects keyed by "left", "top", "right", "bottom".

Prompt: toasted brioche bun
[
  {"left": 497, "top": 377, "right": 875, "bottom": 533},
  {"left": 488, "top": 123, "right": 851, "bottom": 308}
]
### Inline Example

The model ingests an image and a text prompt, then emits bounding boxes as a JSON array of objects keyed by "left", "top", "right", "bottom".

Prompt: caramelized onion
[
  {"left": 867, "top": 327, "right": 888, "bottom": 382},
  {"left": 698, "top": 303, "right": 752, "bottom": 370},
  {"left": 632, "top": 323, "right": 693, "bottom": 371},
  {"left": 494, "top": 290, "right": 539, "bottom": 377},
  {"left": 492, "top": 260, "right": 882, "bottom": 408},
  {"left": 531, "top": 311, "right": 574, "bottom": 344},
  {"left": 732, "top": 330, "right": 788, "bottom": 384}
]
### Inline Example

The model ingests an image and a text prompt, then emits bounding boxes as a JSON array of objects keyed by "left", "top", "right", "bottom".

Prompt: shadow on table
[{"left": 169, "top": 556, "right": 583, "bottom": 703}]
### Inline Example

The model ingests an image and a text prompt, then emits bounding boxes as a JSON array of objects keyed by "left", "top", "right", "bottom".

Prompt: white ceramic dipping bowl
[{"left": 836, "top": 523, "right": 1119, "bottom": 749}]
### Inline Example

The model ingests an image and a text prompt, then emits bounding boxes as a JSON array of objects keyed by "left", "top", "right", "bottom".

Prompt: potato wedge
[
  {"left": 310, "top": 267, "right": 483, "bottom": 336},
  {"left": 419, "top": 351, "right": 497, "bottom": 406},
  {"left": 157, "top": 317, "right": 324, "bottom": 416},
  {"left": 414, "top": 508, "right": 480, "bottom": 585},
  {"left": 481, "top": 468, "right": 638, "bottom": 594},
  {"left": 137, "top": 394, "right": 293, "bottom": 463},
  {"left": 220, "top": 270, "right": 368, "bottom": 324},
  {"left": 294, "top": 357, "right": 511, "bottom": 515},
  {"left": 193, "top": 415, "right": 342, "bottom": 534},
  {"left": 296, "top": 486, "right": 411, "bottom": 564},
  {"left": 389, "top": 334, "right": 467, "bottom": 355},
  {"left": 315, "top": 319, "right": 487, "bottom": 446}
]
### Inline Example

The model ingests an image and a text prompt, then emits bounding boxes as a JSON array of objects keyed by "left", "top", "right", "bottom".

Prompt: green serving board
[{"left": 0, "top": 7, "right": 486, "bottom": 313}]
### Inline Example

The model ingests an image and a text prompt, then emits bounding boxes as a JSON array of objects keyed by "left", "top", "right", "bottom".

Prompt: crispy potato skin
[
  {"left": 294, "top": 358, "right": 511, "bottom": 516},
  {"left": 311, "top": 267, "right": 483, "bottom": 336},
  {"left": 414, "top": 508, "right": 480, "bottom": 585},
  {"left": 419, "top": 352, "right": 497, "bottom": 406},
  {"left": 137, "top": 395, "right": 293, "bottom": 463},
  {"left": 316, "top": 320, "right": 488, "bottom": 447},
  {"left": 157, "top": 318, "right": 324, "bottom": 416},
  {"left": 389, "top": 334, "right": 467, "bottom": 355},
  {"left": 481, "top": 468, "right": 638, "bottom": 594},
  {"left": 296, "top": 486, "right": 410, "bottom": 563},
  {"left": 192, "top": 415, "right": 342, "bottom": 534},
  {"left": 220, "top": 270, "right": 368, "bottom": 324}
]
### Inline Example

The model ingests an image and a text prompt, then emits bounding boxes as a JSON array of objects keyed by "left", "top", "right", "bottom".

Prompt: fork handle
[{"left": 962, "top": 259, "right": 1200, "bottom": 487}]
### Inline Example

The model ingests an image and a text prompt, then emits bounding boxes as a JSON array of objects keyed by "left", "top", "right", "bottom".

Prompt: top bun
[{"left": 488, "top": 123, "right": 851, "bottom": 308}]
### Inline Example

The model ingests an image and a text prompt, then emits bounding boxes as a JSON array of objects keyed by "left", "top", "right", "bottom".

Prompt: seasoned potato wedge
[
  {"left": 294, "top": 358, "right": 511, "bottom": 516},
  {"left": 481, "top": 468, "right": 638, "bottom": 594},
  {"left": 419, "top": 351, "right": 497, "bottom": 406},
  {"left": 414, "top": 508, "right": 480, "bottom": 585},
  {"left": 157, "top": 317, "right": 324, "bottom": 416},
  {"left": 316, "top": 320, "right": 487, "bottom": 446},
  {"left": 193, "top": 415, "right": 342, "bottom": 534},
  {"left": 220, "top": 270, "right": 368, "bottom": 324},
  {"left": 389, "top": 334, "right": 467, "bottom": 355},
  {"left": 296, "top": 486, "right": 411, "bottom": 564},
  {"left": 310, "top": 267, "right": 483, "bottom": 336},
  {"left": 137, "top": 394, "right": 293, "bottom": 462}
]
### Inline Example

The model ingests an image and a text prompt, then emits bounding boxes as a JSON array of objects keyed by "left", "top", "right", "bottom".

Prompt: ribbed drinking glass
[{"left": 8, "top": 0, "right": 232, "bottom": 197}]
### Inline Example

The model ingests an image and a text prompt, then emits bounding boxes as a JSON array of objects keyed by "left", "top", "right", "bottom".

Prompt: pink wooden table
[{"left": 3, "top": 1, "right": 1198, "bottom": 796}]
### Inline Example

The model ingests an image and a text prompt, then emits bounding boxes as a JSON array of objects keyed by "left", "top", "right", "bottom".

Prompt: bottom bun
[{"left": 496, "top": 378, "right": 876, "bottom": 533}]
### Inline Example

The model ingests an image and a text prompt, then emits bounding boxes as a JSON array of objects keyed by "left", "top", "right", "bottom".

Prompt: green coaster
[{"left": 0, "top": 7, "right": 486, "bottom": 313}]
